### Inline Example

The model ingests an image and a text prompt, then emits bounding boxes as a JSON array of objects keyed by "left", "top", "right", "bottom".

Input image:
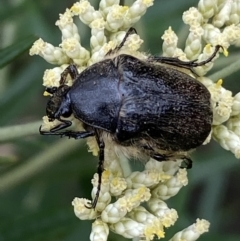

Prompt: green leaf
[{"left": 0, "top": 35, "right": 37, "bottom": 68}]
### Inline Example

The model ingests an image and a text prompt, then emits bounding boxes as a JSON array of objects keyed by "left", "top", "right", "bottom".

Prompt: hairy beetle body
[
  {"left": 40, "top": 28, "right": 221, "bottom": 208},
  {"left": 66, "top": 54, "right": 212, "bottom": 157}
]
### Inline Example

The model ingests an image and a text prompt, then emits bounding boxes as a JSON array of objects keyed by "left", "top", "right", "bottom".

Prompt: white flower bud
[
  {"left": 105, "top": 5, "right": 128, "bottom": 31},
  {"left": 222, "top": 24, "right": 240, "bottom": 47},
  {"left": 56, "top": 9, "right": 80, "bottom": 41},
  {"left": 128, "top": 206, "right": 165, "bottom": 240},
  {"left": 99, "top": 0, "right": 120, "bottom": 16},
  {"left": 101, "top": 186, "right": 151, "bottom": 223},
  {"left": 182, "top": 7, "right": 203, "bottom": 26},
  {"left": 60, "top": 37, "right": 90, "bottom": 65},
  {"left": 184, "top": 25, "right": 204, "bottom": 60},
  {"left": 109, "top": 218, "right": 145, "bottom": 238},
  {"left": 202, "top": 23, "right": 222, "bottom": 47},
  {"left": 213, "top": 125, "right": 240, "bottom": 158},
  {"left": 42, "top": 66, "right": 66, "bottom": 87},
  {"left": 208, "top": 79, "right": 233, "bottom": 125},
  {"left": 29, "top": 38, "right": 69, "bottom": 65},
  {"left": 151, "top": 168, "right": 188, "bottom": 200},
  {"left": 226, "top": 0, "right": 240, "bottom": 25},
  {"left": 101, "top": 197, "right": 130, "bottom": 223},
  {"left": 161, "top": 27, "right": 178, "bottom": 57},
  {"left": 213, "top": 0, "right": 232, "bottom": 27},
  {"left": 147, "top": 198, "right": 178, "bottom": 227},
  {"left": 126, "top": 170, "right": 165, "bottom": 189},
  {"left": 227, "top": 115, "right": 240, "bottom": 137},
  {"left": 71, "top": 1, "right": 102, "bottom": 26},
  {"left": 129, "top": 0, "right": 154, "bottom": 16},
  {"left": 121, "top": 33, "right": 143, "bottom": 52},
  {"left": 72, "top": 197, "right": 98, "bottom": 220},
  {"left": 90, "top": 219, "right": 109, "bottom": 241},
  {"left": 169, "top": 219, "right": 210, "bottom": 241},
  {"left": 123, "top": 0, "right": 154, "bottom": 28},
  {"left": 90, "top": 19, "right": 107, "bottom": 52},
  {"left": 109, "top": 177, "right": 127, "bottom": 196},
  {"left": 145, "top": 158, "right": 182, "bottom": 176},
  {"left": 198, "top": 0, "right": 217, "bottom": 19}
]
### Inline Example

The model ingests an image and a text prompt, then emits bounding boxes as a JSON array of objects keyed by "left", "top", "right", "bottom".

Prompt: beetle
[{"left": 40, "top": 28, "right": 221, "bottom": 208}]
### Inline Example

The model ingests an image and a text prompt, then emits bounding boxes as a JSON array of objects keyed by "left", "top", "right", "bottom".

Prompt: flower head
[{"left": 30, "top": 0, "right": 240, "bottom": 240}]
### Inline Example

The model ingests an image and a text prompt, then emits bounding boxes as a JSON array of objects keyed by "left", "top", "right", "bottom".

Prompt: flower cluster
[
  {"left": 72, "top": 142, "right": 208, "bottom": 241},
  {"left": 29, "top": 0, "right": 240, "bottom": 240},
  {"left": 162, "top": 0, "right": 240, "bottom": 157}
]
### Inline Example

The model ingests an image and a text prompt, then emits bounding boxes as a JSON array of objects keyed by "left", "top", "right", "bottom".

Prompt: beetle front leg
[
  {"left": 40, "top": 128, "right": 95, "bottom": 139},
  {"left": 106, "top": 27, "right": 137, "bottom": 56},
  {"left": 60, "top": 64, "right": 79, "bottom": 85},
  {"left": 39, "top": 118, "right": 95, "bottom": 139},
  {"left": 59, "top": 130, "right": 95, "bottom": 139},
  {"left": 39, "top": 119, "right": 72, "bottom": 135}
]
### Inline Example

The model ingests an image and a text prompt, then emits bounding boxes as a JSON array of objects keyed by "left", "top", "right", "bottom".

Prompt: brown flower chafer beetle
[{"left": 40, "top": 28, "right": 222, "bottom": 208}]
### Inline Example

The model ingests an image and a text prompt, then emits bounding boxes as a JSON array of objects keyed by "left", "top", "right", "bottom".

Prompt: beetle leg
[
  {"left": 40, "top": 127, "right": 94, "bottom": 139},
  {"left": 50, "top": 119, "right": 72, "bottom": 132},
  {"left": 152, "top": 153, "right": 192, "bottom": 169},
  {"left": 39, "top": 118, "right": 95, "bottom": 139},
  {"left": 39, "top": 119, "right": 72, "bottom": 135},
  {"left": 59, "top": 64, "right": 79, "bottom": 85},
  {"left": 148, "top": 45, "right": 222, "bottom": 73},
  {"left": 86, "top": 129, "right": 105, "bottom": 209},
  {"left": 106, "top": 27, "right": 137, "bottom": 56},
  {"left": 60, "top": 131, "right": 95, "bottom": 139},
  {"left": 180, "top": 156, "right": 192, "bottom": 169},
  {"left": 143, "top": 143, "right": 193, "bottom": 169}
]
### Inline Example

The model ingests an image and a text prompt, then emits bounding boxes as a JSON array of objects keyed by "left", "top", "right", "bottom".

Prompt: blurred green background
[{"left": 0, "top": 0, "right": 240, "bottom": 241}]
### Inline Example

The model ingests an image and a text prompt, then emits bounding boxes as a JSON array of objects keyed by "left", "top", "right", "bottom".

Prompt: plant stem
[
  {"left": 0, "top": 138, "right": 82, "bottom": 193},
  {"left": 0, "top": 121, "right": 41, "bottom": 141}
]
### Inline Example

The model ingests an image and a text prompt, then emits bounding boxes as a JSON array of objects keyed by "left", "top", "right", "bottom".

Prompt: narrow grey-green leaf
[{"left": 0, "top": 35, "right": 37, "bottom": 68}]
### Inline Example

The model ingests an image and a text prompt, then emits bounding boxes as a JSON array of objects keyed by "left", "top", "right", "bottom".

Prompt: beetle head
[{"left": 45, "top": 85, "right": 72, "bottom": 121}]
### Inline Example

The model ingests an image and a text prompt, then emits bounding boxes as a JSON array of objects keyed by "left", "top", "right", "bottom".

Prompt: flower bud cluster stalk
[{"left": 30, "top": 0, "right": 240, "bottom": 240}]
